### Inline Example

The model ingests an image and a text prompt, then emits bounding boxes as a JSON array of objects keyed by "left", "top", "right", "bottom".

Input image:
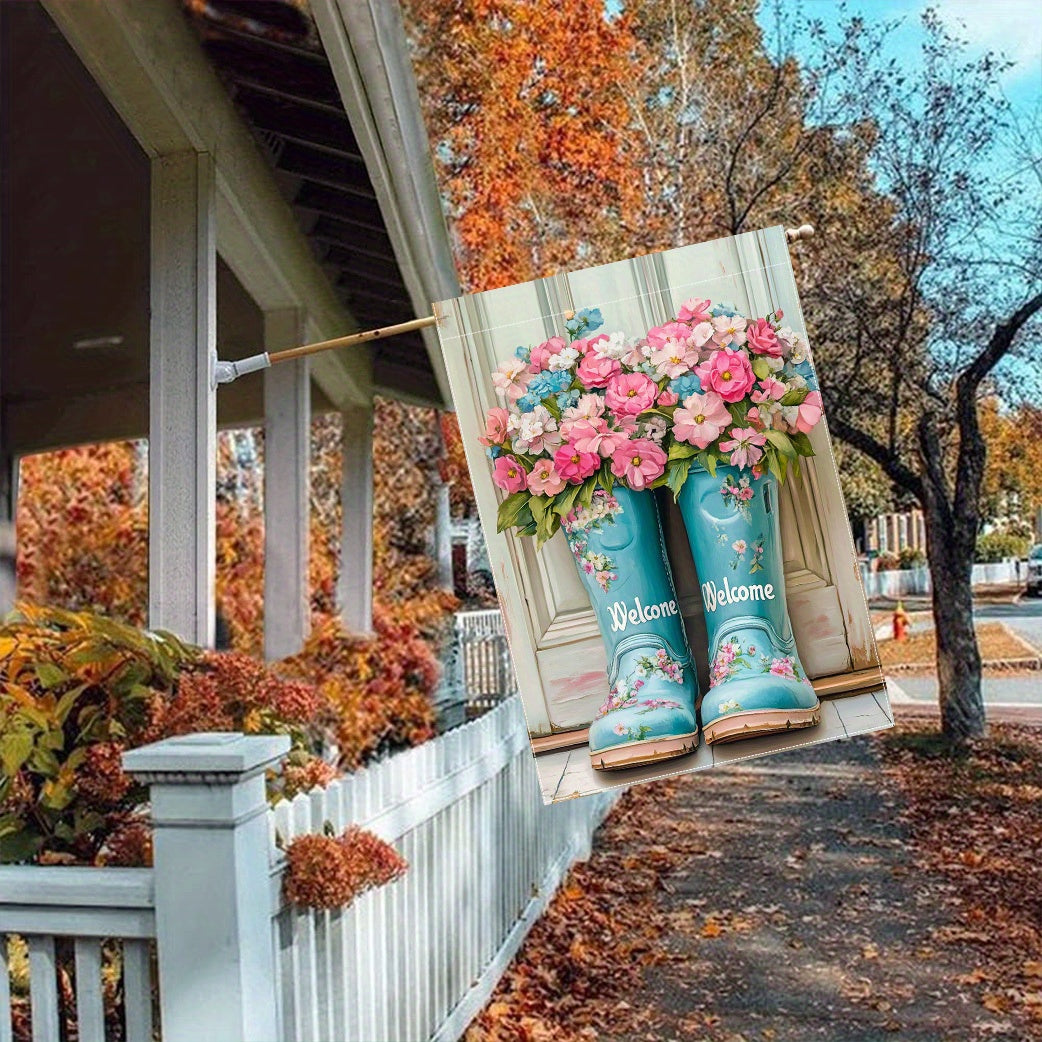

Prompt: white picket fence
[
  {"left": 0, "top": 697, "right": 614, "bottom": 1042},
  {"left": 860, "top": 559, "right": 1027, "bottom": 599},
  {"left": 271, "top": 696, "right": 612, "bottom": 1041}
]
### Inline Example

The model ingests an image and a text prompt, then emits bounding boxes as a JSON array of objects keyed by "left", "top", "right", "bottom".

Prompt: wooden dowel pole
[{"left": 267, "top": 314, "right": 439, "bottom": 364}]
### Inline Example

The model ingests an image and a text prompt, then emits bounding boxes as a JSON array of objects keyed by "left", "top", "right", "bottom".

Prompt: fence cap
[{"left": 122, "top": 731, "right": 290, "bottom": 782}]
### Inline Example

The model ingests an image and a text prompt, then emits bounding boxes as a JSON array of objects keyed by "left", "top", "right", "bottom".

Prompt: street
[{"left": 872, "top": 591, "right": 1042, "bottom": 712}]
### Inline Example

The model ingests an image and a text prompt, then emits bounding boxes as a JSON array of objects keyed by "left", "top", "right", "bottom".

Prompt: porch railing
[{"left": 1, "top": 696, "right": 614, "bottom": 1042}]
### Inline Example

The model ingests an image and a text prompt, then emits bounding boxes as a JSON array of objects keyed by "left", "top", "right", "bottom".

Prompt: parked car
[{"left": 1028, "top": 545, "right": 1042, "bottom": 597}]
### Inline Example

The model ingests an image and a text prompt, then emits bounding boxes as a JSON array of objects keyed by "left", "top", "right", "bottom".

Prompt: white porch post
[
  {"left": 149, "top": 152, "right": 217, "bottom": 647},
  {"left": 339, "top": 404, "right": 374, "bottom": 634},
  {"left": 433, "top": 474, "right": 454, "bottom": 592},
  {"left": 263, "top": 309, "right": 311, "bottom": 661},
  {"left": 122, "top": 733, "right": 288, "bottom": 1042}
]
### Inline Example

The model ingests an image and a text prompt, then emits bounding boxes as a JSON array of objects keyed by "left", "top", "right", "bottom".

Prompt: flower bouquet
[{"left": 479, "top": 298, "right": 827, "bottom": 760}]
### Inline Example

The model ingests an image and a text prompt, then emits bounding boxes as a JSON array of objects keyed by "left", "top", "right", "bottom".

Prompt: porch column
[
  {"left": 433, "top": 473, "right": 454, "bottom": 591},
  {"left": 149, "top": 152, "right": 217, "bottom": 647},
  {"left": 263, "top": 308, "right": 310, "bottom": 660},
  {"left": 339, "top": 404, "right": 373, "bottom": 634}
]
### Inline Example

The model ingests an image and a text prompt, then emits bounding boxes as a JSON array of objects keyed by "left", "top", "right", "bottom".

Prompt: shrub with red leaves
[{"left": 283, "top": 825, "right": 408, "bottom": 910}]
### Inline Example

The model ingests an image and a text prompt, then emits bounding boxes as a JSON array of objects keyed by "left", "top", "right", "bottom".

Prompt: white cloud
[{"left": 933, "top": 0, "right": 1042, "bottom": 77}]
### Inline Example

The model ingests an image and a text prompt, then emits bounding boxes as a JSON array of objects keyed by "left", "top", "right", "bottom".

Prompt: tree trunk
[{"left": 922, "top": 499, "right": 986, "bottom": 741}]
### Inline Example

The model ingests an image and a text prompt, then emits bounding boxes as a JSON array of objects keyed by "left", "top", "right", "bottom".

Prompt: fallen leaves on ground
[
  {"left": 465, "top": 777, "right": 702, "bottom": 1041},
  {"left": 880, "top": 720, "right": 1042, "bottom": 1034}
]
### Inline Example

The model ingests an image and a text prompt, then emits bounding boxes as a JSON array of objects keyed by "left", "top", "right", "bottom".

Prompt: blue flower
[
  {"left": 485, "top": 445, "right": 502, "bottom": 460},
  {"left": 528, "top": 372, "right": 554, "bottom": 398},
  {"left": 710, "top": 302, "right": 738, "bottom": 318},
  {"left": 516, "top": 392, "right": 540, "bottom": 413},
  {"left": 793, "top": 358, "right": 818, "bottom": 392},
  {"left": 557, "top": 389, "right": 580, "bottom": 410},
  {"left": 514, "top": 345, "right": 532, "bottom": 363},
  {"left": 565, "top": 306, "right": 604, "bottom": 338},
  {"left": 783, "top": 359, "right": 818, "bottom": 392},
  {"left": 669, "top": 373, "right": 703, "bottom": 400}
]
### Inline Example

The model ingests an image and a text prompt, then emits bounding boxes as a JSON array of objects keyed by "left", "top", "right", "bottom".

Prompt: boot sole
[
  {"left": 703, "top": 704, "right": 821, "bottom": 745},
  {"left": 589, "top": 732, "right": 699, "bottom": 771}
]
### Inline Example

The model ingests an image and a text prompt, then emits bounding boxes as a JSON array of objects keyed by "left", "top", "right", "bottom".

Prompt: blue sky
[{"left": 760, "top": 0, "right": 1041, "bottom": 117}]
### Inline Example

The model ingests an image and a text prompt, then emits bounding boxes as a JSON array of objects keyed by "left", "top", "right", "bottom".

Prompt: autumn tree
[{"left": 400, "top": 0, "right": 648, "bottom": 290}]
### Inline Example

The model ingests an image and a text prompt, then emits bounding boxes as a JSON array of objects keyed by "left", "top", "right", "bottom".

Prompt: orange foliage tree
[
  {"left": 14, "top": 395, "right": 455, "bottom": 654},
  {"left": 400, "top": 0, "right": 649, "bottom": 291}
]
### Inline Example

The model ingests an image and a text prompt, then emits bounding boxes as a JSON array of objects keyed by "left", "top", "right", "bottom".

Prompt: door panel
[{"left": 438, "top": 227, "right": 876, "bottom": 737}]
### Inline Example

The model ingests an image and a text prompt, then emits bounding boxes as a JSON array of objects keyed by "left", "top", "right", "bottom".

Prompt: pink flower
[
  {"left": 751, "top": 377, "right": 786, "bottom": 404},
  {"left": 554, "top": 442, "right": 601, "bottom": 483},
  {"left": 677, "top": 298, "right": 711, "bottom": 323},
  {"left": 528, "top": 335, "right": 568, "bottom": 372},
  {"left": 658, "top": 389, "right": 679, "bottom": 407},
  {"left": 711, "top": 314, "right": 748, "bottom": 347},
  {"left": 719, "top": 427, "right": 768, "bottom": 470},
  {"left": 491, "top": 360, "right": 531, "bottom": 402},
  {"left": 611, "top": 438, "right": 666, "bottom": 490},
  {"left": 613, "top": 722, "right": 628, "bottom": 736},
  {"left": 577, "top": 352, "right": 621, "bottom": 389},
  {"left": 746, "top": 317, "right": 782, "bottom": 357},
  {"left": 690, "top": 321, "right": 715, "bottom": 348},
  {"left": 527, "top": 460, "right": 566, "bottom": 496},
  {"left": 695, "top": 349, "right": 756, "bottom": 403},
  {"left": 569, "top": 418, "right": 627, "bottom": 458},
  {"left": 671, "top": 391, "right": 732, "bottom": 449},
  {"left": 573, "top": 333, "right": 609, "bottom": 357},
  {"left": 794, "top": 390, "right": 822, "bottom": 434},
  {"left": 646, "top": 321, "right": 692, "bottom": 350},
  {"left": 769, "top": 658, "right": 797, "bottom": 679},
  {"left": 562, "top": 393, "right": 606, "bottom": 422},
  {"left": 650, "top": 340, "right": 699, "bottom": 380},
  {"left": 479, "top": 407, "right": 510, "bottom": 446},
  {"left": 492, "top": 455, "right": 528, "bottom": 493},
  {"left": 717, "top": 642, "right": 736, "bottom": 665},
  {"left": 605, "top": 372, "right": 658, "bottom": 417}
]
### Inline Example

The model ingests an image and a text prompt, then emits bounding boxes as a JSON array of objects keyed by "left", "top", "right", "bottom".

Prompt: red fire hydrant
[{"left": 892, "top": 600, "right": 910, "bottom": 642}]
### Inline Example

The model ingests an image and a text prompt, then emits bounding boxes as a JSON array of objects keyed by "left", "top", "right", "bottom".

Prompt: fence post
[{"left": 123, "top": 732, "right": 289, "bottom": 1042}]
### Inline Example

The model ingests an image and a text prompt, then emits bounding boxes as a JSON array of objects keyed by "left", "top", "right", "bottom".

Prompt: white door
[{"left": 437, "top": 227, "right": 878, "bottom": 738}]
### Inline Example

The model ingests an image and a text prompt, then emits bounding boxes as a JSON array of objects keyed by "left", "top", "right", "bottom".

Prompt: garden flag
[{"left": 437, "top": 227, "right": 890, "bottom": 802}]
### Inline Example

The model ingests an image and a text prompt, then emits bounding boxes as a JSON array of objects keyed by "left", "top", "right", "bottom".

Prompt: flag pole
[{"left": 214, "top": 226, "right": 814, "bottom": 384}]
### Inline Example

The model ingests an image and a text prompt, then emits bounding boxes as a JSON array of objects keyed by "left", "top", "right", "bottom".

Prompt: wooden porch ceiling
[{"left": 180, "top": 0, "right": 440, "bottom": 406}]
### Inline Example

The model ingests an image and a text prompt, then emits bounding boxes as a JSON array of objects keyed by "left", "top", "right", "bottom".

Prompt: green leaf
[
  {"left": 0, "top": 731, "right": 34, "bottom": 776},
  {"left": 764, "top": 429, "right": 797, "bottom": 459},
  {"left": 788, "top": 431, "right": 815, "bottom": 457},
  {"left": 700, "top": 451, "right": 718, "bottom": 478},
  {"left": 780, "top": 387, "right": 809, "bottom": 407},
  {"left": 668, "top": 441, "right": 698, "bottom": 462},
  {"left": 34, "top": 662, "right": 67, "bottom": 690},
  {"left": 666, "top": 460, "right": 692, "bottom": 500},
  {"left": 516, "top": 521, "right": 539, "bottom": 538},
  {"left": 767, "top": 449, "right": 784, "bottom": 483},
  {"left": 552, "top": 485, "right": 582, "bottom": 519},
  {"left": 542, "top": 397, "right": 562, "bottom": 421},
  {"left": 579, "top": 477, "right": 597, "bottom": 509},
  {"left": 751, "top": 357, "right": 772, "bottom": 380},
  {"left": 496, "top": 491, "right": 532, "bottom": 533}
]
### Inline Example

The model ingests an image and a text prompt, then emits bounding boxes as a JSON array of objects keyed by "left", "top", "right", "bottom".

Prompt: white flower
[
  {"left": 518, "top": 405, "right": 554, "bottom": 442},
  {"left": 506, "top": 410, "right": 523, "bottom": 435},
  {"left": 547, "top": 347, "right": 579, "bottom": 371},
  {"left": 639, "top": 416, "right": 668, "bottom": 443},
  {"left": 592, "top": 330, "right": 632, "bottom": 360}
]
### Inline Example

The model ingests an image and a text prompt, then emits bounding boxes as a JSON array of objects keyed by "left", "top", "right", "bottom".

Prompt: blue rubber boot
[
  {"left": 676, "top": 466, "right": 821, "bottom": 744},
  {"left": 562, "top": 487, "right": 700, "bottom": 770}
]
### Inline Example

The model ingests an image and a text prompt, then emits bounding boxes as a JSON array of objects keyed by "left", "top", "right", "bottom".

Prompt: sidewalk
[{"left": 473, "top": 733, "right": 1037, "bottom": 1041}]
